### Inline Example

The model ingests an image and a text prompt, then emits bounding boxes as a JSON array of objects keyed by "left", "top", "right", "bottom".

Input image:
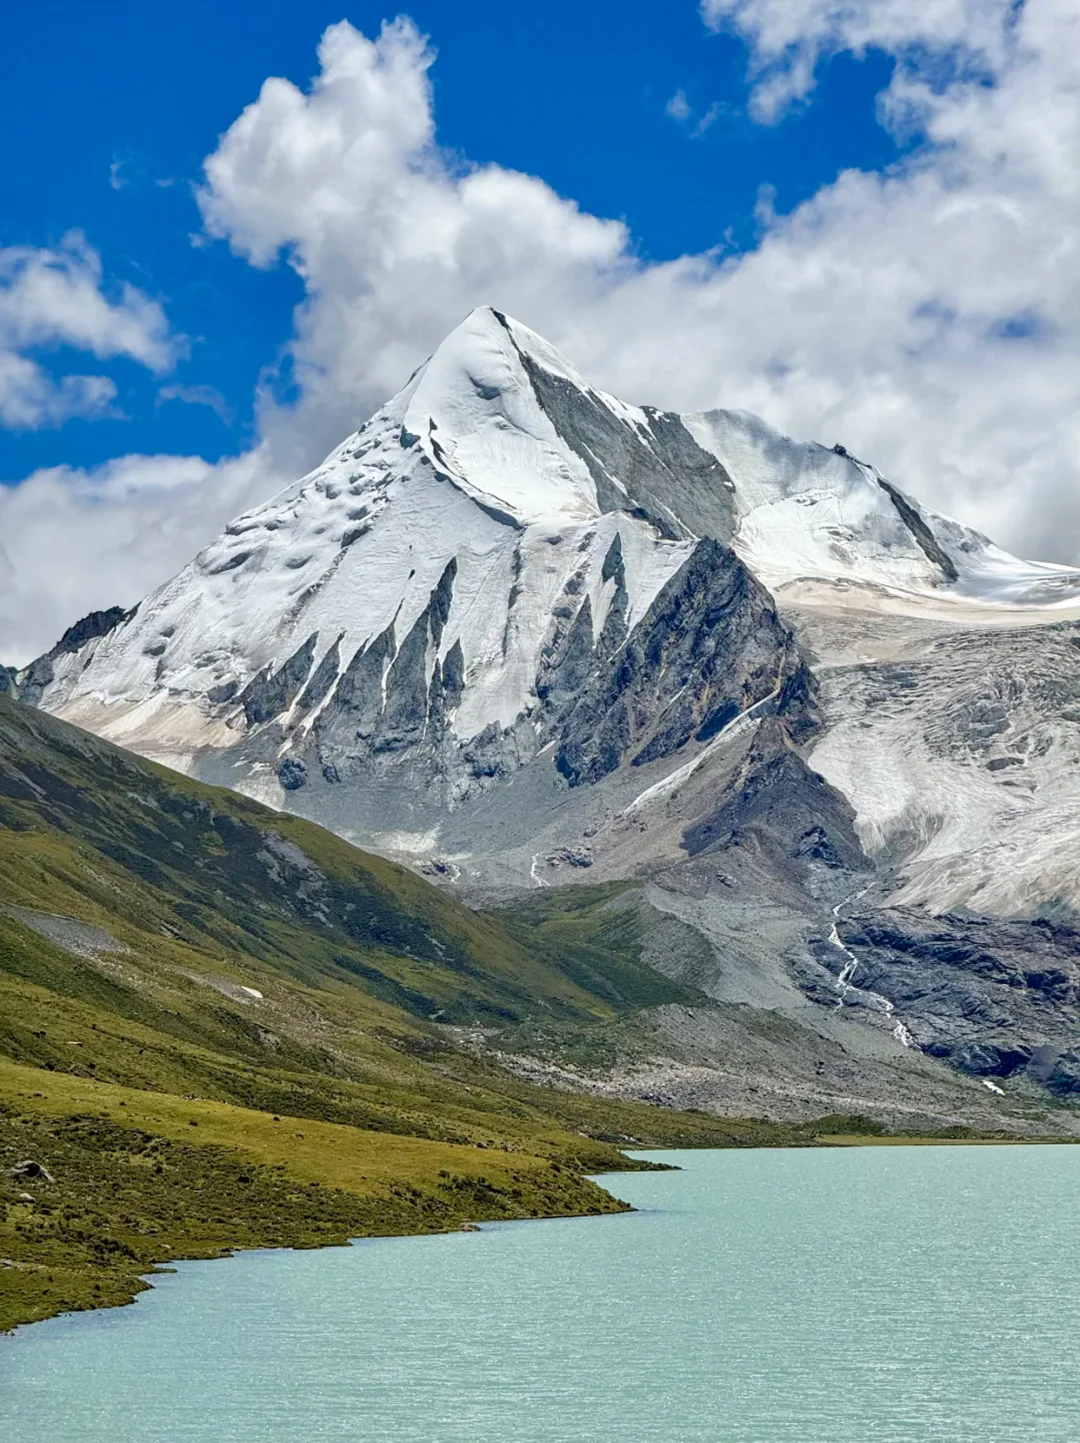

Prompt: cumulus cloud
[
  {"left": 700, "top": 0, "right": 1021, "bottom": 120},
  {"left": 0, "top": 232, "right": 176, "bottom": 429},
  {"left": 0, "top": 448, "right": 279, "bottom": 663},
  {"left": 198, "top": 18, "right": 631, "bottom": 476},
  {"left": 193, "top": 10, "right": 1080, "bottom": 564},
  {"left": 3, "top": 4, "right": 1080, "bottom": 658},
  {"left": 0, "top": 354, "right": 117, "bottom": 429}
]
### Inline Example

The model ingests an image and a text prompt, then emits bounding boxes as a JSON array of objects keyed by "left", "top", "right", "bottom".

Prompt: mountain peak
[
  {"left": 418, "top": 306, "right": 591, "bottom": 391},
  {"left": 397, "top": 306, "right": 600, "bottom": 526}
]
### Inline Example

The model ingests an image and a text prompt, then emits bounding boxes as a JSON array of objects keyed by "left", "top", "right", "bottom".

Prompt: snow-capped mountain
[
  {"left": 17, "top": 307, "right": 1080, "bottom": 1107},
  {"left": 25, "top": 308, "right": 1078, "bottom": 784},
  {"left": 23, "top": 308, "right": 814, "bottom": 806}
]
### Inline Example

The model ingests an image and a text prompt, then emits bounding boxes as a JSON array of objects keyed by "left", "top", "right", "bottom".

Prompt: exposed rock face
[
  {"left": 815, "top": 908, "right": 1080, "bottom": 1096},
  {"left": 681, "top": 718, "right": 861, "bottom": 871},
  {"left": 241, "top": 633, "right": 319, "bottom": 728},
  {"left": 14, "top": 656, "right": 55, "bottom": 710},
  {"left": 554, "top": 541, "right": 806, "bottom": 787},
  {"left": 508, "top": 319, "right": 737, "bottom": 545},
  {"left": 53, "top": 607, "right": 133, "bottom": 657}
]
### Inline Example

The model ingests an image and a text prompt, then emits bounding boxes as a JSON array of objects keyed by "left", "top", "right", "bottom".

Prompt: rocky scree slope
[{"left": 12, "top": 308, "right": 1080, "bottom": 1114}]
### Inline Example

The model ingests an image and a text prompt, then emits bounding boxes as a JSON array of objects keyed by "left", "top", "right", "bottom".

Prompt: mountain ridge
[{"left": 9, "top": 307, "right": 1080, "bottom": 1110}]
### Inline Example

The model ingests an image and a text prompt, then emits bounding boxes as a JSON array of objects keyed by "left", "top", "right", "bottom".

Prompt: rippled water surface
[{"left": 4, "top": 1145, "right": 1080, "bottom": 1442}]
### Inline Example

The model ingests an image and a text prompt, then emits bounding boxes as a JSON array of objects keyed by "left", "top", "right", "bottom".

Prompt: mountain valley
[{"left": 6, "top": 307, "right": 1080, "bottom": 1157}]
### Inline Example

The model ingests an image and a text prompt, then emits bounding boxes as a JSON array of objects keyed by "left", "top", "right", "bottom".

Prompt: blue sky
[
  {"left": 0, "top": 0, "right": 898, "bottom": 481},
  {"left": 0, "top": 1, "right": 1076, "bottom": 661}
]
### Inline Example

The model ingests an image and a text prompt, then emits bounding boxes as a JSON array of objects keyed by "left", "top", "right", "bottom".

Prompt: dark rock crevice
[
  {"left": 874, "top": 474, "right": 959, "bottom": 582},
  {"left": 833, "top": 444, "right": 957, "bottom": 583},
  {"left": 296, "top": 636, "right": 344, "bottom": 713},
  {"left": 240, "top": 633, "right": 319, "bottom": 728}
]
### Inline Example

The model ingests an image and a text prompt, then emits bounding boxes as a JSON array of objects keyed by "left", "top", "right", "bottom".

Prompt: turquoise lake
[{"left": 3, "top": 1145, "right": 1080, "bottom": 1441}]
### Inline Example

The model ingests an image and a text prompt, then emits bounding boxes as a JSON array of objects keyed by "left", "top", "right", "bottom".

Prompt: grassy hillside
[
  {"left": 0, "top": 695, "right": 863, "bottom": 1333},
  {"left": 0, "top": 695, "right": 686, "bottom": 1026}
]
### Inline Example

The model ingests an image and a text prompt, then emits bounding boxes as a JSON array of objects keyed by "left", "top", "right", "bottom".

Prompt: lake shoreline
[{"left": 6, "top": 1116, "right": 1068, "bottom": 1339}]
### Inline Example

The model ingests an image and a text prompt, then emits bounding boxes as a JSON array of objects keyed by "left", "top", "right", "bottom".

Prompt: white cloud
[
  {"left": 0, "top": 353, "right": 117, "bottom": 429},
  {"left": 198, "top": 18, "right": 630, "bottom": 476},
  {"left": 157, "top": 382, "right": 232, "bottom": 424},
  {"left": 4, "top": 5, "right": 1080, "bottom": 658},
  {"left": 692, "top": 101, "right": 723, "bottom": 136},
  {"left": 699, "top": 0, "right": 1019, "bottom": 120},
  {"left": 0, "top": 232, "right": 177, "bottom": 430},
  {"left": 666, "top": 89, "right": 693, "bottom": 122},
  {"left": 666, "top": 88, "right": 722, "bottom": 136},
  {"left": 0, "top": 448, "right": 278, "bottom": 663}
]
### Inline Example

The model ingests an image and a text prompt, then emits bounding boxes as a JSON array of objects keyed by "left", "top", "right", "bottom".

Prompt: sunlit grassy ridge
[{"left": 0, "top": 696, "right": 689, "bottom": 1026}]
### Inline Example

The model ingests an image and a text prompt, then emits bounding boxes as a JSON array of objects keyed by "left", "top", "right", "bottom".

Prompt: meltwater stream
[
  {"left": 4, "top": 1146, "right": 1080, "bottom": 1443},
  {"left": 829, "top": 889, "right": 916, "bottom": 1047}
]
